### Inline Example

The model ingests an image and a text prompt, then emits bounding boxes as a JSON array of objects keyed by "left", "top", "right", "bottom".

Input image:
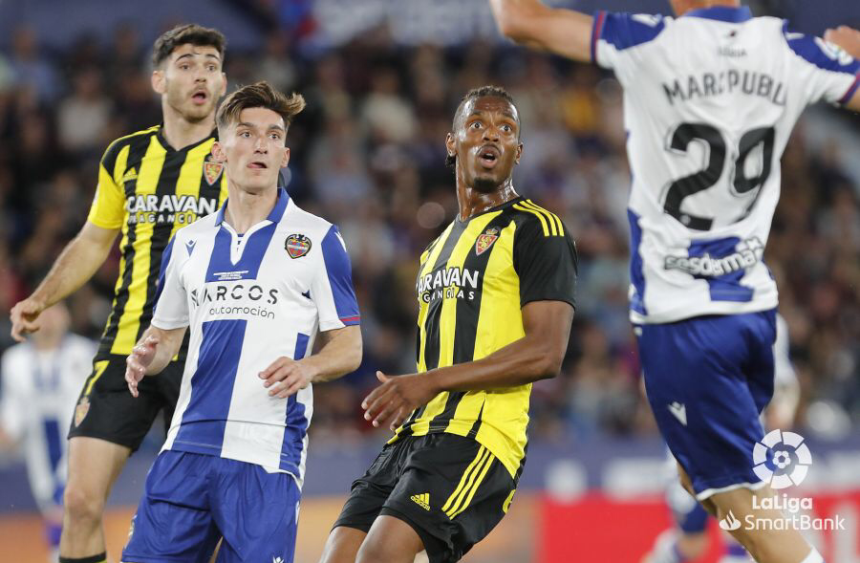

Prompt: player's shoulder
[
  {"left": 101, "top": 125, "right": 161, "bottom": 166},
  {"left": 281, "top": 199, "right": 337, "bottom": 239},
  {"left": 175, "top": 211, "right": 220, "bottom": 243},
  {"left": 508, "top": 198, "right": 567, "bottom": 238},
  {"left": 779, "top": 21, "right": 860, "bottom": 74},
  {"left": 596, "top": 11, "right": 670, "bottom": 51}
]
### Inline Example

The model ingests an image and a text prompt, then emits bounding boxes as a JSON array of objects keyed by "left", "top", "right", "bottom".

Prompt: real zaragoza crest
[
  {"left": 203, "top": 156, "right": 224, "bottom": 185},
  {"left": 286, "top": 234, "right": 312, "bottom": 258},
  {"left": 475, "top": 227, "right": 500, "bottom": 256},
  {"left": 74, "top": 396, "right": 90, "bottom": 427}
]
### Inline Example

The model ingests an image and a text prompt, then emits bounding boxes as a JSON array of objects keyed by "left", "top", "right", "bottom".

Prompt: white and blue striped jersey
[
  {"left": 152, "top": 188, "right": 360, "bottom": 485},
  {"left": 592, "top": 6, "right": 860, "bottom": 323},
  {"left": 0, "top": 336, "right": 95, "bottom": 513}
]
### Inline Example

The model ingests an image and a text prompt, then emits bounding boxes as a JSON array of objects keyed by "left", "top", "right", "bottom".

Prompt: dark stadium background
[{"left": 0, "top": 1, "right": 859, "bottom": 561}]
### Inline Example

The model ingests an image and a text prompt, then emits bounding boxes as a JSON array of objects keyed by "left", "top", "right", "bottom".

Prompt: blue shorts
[
  {"left": 638, "top": 310, "right": 776, "bottom": 500},
  {"left": 122, "top": 451, "right": 300, "bottom": 563}
]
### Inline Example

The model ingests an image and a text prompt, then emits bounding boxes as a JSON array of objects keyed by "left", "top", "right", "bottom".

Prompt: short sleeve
[
  {"left": 86, "top": 143, "right": 126, "bottom": 230},
  {"left": 592, "top": 11, "right": 666, "bottom": 77},
  {"left": 152, "top": 235, "right": 190, "bottom": 330},
  {"left": 513, "top": 216, "right": 578, "bottom": 309},
  {"left": 313, "top": 225, "right": 361, "bottom": 331},
  {"left": 784, "top": 25, "right": 860, "bottom": 106}
]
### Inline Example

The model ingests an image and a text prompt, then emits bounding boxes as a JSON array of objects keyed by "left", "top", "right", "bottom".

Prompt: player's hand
[
  {"left": 125, "top": 335, "right": 159, "bottom": 398},
  {"left": 824, "top": 26, "right": 860, "bottom": 59},
  {"left": 259, "top": 357, "right": 315, "bottom": 399},
  {"left": 362, "top": 371, "right": 438, "bottom": 431},
  {"left": 10, "top": 297, "right": 46, "bottom": 342}
]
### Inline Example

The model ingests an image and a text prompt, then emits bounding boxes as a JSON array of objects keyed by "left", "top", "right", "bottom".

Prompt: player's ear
[
  {"left": 515, "top": 142, "right": 523, "bottom": 165},
  {"left": 151, "top": 69, "right": 166, "bottom": 95},
  {"left": 445, "top": 132, "right": 456, "bottom": 160},
  {"left": 281, "top": 147, "right": 290, "bottom": 169},
  {"left": 212, "top": 141, "right": 226, "bottom": 163},
  {"left": 219, "top": 73, "right": 227, "bottom": 97}
]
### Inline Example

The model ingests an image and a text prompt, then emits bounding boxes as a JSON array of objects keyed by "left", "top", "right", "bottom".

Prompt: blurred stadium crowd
[{"left": 0, "top": 15, "right": 858, "bottom": 450}]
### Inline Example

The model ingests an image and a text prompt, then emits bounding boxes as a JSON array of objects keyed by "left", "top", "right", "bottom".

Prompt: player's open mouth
[
  {"left": 248, "top": 161, "right": 268, "bottom": 169},
  {"left": 478, "top": 146, "right": 500, "bottom": 168},
  {"left": 191, "top": 90, "right": 208, "bottom": 104}
]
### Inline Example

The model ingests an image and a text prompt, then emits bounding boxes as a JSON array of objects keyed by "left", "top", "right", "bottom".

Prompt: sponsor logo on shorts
[{"left": 411, "top": 493, "right": 431, "bottom": 511}]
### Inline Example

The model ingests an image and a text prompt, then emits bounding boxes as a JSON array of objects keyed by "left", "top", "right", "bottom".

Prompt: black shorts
[
  {"left": 68, "top": 355, "right": 183, "bottom": 452},
  {"left": 333, "top": 433, "right": 517, "bottom": 563}
]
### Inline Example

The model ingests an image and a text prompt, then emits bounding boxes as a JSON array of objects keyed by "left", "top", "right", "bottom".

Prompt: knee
[
  {"left": 356, "top": 538, "right": 395, "bottom": 563},
  {"left": 63, "top": 482, "right": 105, "bottom": 524}
]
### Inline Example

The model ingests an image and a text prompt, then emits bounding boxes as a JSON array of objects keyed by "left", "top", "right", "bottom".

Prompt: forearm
[
  {"left": 30, "top": 227, "right": 116, "bottom": 307},
  {"left": 142, "top": 326, "right": 186, "bottom": 375},
  {"left": 489, "top": 0, "right": 593, "bottom": 61},
  {"left": 299, "top": 325, "right": 362, "bottom": 384},
  {"left": 429, "top": 334, "right": 561, "bottom": 393}
]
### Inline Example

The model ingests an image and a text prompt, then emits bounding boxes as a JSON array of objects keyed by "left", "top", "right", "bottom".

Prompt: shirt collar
[
  {"left": 215, "top": 187, "right": 289, "bottom": 226},
  {"left": 684, "top": 5, "right": 752, "bottom": 23}
]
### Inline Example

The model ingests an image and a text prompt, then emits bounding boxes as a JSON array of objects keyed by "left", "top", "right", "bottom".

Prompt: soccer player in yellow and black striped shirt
[
  {"left": 10, "top": 25, "right": 229, "bottom": 563},
  {"left": 323, "top": 86, "right": 578, "bottom": 563}
]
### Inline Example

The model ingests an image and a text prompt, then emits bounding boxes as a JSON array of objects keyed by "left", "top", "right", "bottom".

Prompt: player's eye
[
  {"left": 207, "top": 65, "right": 217, "bottom": 71},
  {"left": 179, "top": 64, "right": 190, "bottom": 71},
  {"left": 501, "top": 124, "right": 513, "bottom": 132},
  {"left": 239, "top": 131, "right": 251, "bottom": 138},
  {"left": 470, "top": 121, "right": 482, "bottom": 130}
]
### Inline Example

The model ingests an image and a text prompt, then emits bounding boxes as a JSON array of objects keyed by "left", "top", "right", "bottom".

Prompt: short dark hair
[
  {"left": 216, "top": 81, "right": 306, "bottom": 136},
  {"left": 447, "top": 85, "right": 518, "bottom": 168},
  {"left": 152, "top": 24, "right": 226, "bottom": 68}
]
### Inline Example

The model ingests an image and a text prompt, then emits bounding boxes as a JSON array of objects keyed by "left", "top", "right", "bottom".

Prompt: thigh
[
  {"left": 382, "top": 434, "right": 516, "bottom": 563},
  {"left": 212, "top": 462, "right": 301, "bottom": 563},
  {"left": 122, "top": 451, "right": 220, "bottom": 562},
  {"left": 69, "top": 357, "right": 164, "bottom": 452},
  {"left": 333, "top": 442, "right": 409, "bottom": 534},
  {"left": 638, "top": 314, "right": 771, "bottom": 500},
  {"left": 65, "top": 436, "right": 130, "bottom": 503}
]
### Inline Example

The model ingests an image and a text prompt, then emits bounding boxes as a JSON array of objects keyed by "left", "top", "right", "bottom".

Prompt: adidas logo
[
  {"left": 410, "top": 493, "right": 431, "bottom": 511},
  {"left": 122, "top": 167, "right": 138, "bottom": 183}
]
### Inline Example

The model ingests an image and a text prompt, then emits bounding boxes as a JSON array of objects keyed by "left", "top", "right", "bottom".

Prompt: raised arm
[
  {"left": 489, "top": 0, "right": 594, "bottom": 62},
  {"left": 824, "top": 26, "right": 860, "bottom": 111},
  {"left": 10, "top": 221, "right": 119, "bottom": 341},
  {"left": 362, "top": 300, "right": 574, "bottom": 429}
]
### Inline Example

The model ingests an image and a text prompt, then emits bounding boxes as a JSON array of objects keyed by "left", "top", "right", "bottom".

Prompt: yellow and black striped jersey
[
  {"left": 87, "top": 125, "right": 228, "bottom": 360},
  {"left": 391, "top": 197, "right": 578, "bottom": 480}
]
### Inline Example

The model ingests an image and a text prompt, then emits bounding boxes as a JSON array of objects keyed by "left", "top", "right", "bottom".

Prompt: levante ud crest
[
  {"left": 286, "top": 234, "right": 312, "bottom": 258},
  {"left": 475, "top": 227, "right": 500, "bottom": 256}
]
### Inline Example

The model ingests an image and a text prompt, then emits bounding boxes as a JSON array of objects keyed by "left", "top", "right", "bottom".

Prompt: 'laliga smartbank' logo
[
  {"left": 717, "top": 430, "right": 843, "bottom": 533},
  {"left": 752, "top": 429, "right": 812, "bottom": 490}
]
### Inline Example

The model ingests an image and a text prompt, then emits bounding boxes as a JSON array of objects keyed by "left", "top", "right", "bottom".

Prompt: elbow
[
  {"left": 346, "top": 337, "right": 363, "bottom": 373},
  {"left": 533, "top": 345, "right": 565, "bottom": 381}
]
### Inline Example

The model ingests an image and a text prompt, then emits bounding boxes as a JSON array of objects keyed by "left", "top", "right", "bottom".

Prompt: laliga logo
[{"left": 752, "top": 429, "right": 812, "bottom": 490}]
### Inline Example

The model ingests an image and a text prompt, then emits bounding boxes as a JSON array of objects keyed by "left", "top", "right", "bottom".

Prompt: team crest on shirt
[
  {"left": 203, "top": 155, "right": 224, "bottom": 186},
  {"left": 475, "top": 227, "right": 500, "bottom": 256},
  {"left": 285, "top": 234, "right": 312, "bottom": 259},
  {"left": 74, "top": 396, "right": 90, "bottom": 427}
]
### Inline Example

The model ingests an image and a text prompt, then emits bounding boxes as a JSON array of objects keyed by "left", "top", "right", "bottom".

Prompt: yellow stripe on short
[
  {"left": 84, "top": 360, "right": 110, "bottom": 396},
  {"left": 448, "top": 450, "right": 495, "bottom": 520},
  {"left": 442, "top": 446, "right": 487, "bottom": 514}
]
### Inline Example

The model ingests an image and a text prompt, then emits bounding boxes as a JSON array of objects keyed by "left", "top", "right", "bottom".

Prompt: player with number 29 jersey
[{"left": 592, "top": 7, "right": 860, "bottom": 324}]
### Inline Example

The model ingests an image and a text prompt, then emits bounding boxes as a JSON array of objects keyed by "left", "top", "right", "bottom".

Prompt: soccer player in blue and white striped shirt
[{"left": 122, "top": 81, "right": 362, "bottom": 563}]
